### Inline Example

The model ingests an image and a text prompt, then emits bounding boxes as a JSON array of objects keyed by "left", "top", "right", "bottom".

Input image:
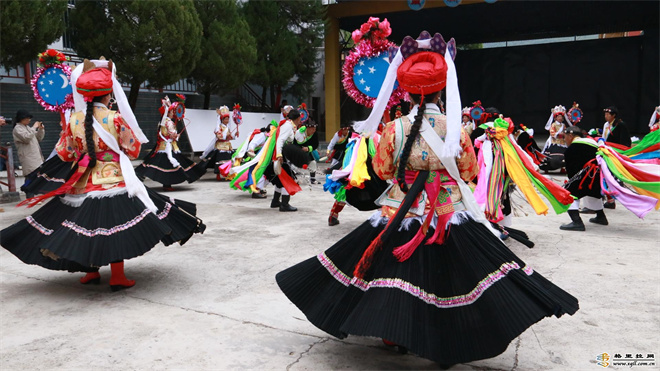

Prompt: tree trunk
[
  {"left": 128, "top": 80, "right": 141, "bottom": 110},
  {"left": 203, "top": 90, "right": 211, "bottom": 110},
  {"left": 269, "top": 84, "right": 276, "bottom": 112},
  {"left": 275, "top": 85, "right": 282, "bottom": 110},
  {"left": 261, "top": 86, "right": 267, "bottom": 111}
]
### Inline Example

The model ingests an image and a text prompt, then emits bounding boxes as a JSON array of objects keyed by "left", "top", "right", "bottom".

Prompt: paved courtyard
[{"left": 1, "top": 166, "right": 658, "bottom": 370}]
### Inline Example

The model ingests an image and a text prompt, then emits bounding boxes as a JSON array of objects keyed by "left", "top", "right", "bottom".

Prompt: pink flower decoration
[
  {"left": 360, "top": 22, "right": 371, "bottom": 34},
  {"left": 379, "top": 18, "right": 391, "bottom": 37},
  {"left": 352, "top": 30, "right": 363, "bottom": 44}
]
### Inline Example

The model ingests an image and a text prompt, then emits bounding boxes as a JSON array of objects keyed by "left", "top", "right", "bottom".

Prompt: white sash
[
  {"left": 417, "top": 118, "right": 497, "bottom": 235},
  {"left": 92, "top": 117, "right": 157, "bottom": 213}
]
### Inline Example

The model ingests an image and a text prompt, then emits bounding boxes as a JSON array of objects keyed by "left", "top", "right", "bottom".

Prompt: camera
[{"left": 0, "top": 116, "right": 11, "bottom": 125}]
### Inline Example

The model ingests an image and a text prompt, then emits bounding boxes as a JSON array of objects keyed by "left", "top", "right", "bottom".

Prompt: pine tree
[
  {"left": 243, "top": 0, "right": 323, "bottom": 110},
  {"left": 191, "top": 0, "right": 257, "bottom": 109},
  {"left": 0, "top": 0, "right": 68, "bottom": 69},
  {"left": 70, "top": 0, "right": 203, "bottom": 108}
]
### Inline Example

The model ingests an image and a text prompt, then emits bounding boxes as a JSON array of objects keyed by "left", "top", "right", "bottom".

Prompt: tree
[
  {"left": 70, "top": 0, "right": 203, "bottom": 108},
  {"left": 278, "top": 1, "right": 324, "bottom": 101},
  {"left": 243, "top": 0, "right": 323, "bottom": 110},
  {"left": 0, "top": 0, "right": 68, "bottom": 69},
  {"left": 191, "top": 0, "right": 257, "bottom": 109}
]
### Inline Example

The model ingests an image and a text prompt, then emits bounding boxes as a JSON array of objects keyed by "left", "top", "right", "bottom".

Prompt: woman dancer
[
  {"left": 276, "top": 32, "right": 578, "bottom": 366},
  {"left": 1, "top": 59, "right": 205, "bottom": 291},
  {"left": 135, "top": 97, "right": 202, "bottom": 190}
]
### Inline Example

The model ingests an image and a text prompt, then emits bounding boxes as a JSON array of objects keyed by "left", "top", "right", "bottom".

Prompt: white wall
[{"left": 183, "top": 109, "right": 281, "bottom": 152}]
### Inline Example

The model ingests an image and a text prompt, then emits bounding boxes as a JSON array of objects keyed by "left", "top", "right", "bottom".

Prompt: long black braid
[
  {"left": 396, "top": 92, "right": 438, "bottom": 192},
  {"left": 84, "top": 99, "right": 100, "bottom": 168}
]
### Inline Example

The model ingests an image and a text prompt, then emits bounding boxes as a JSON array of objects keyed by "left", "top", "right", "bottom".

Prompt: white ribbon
[
  {"left": 544, "top": 112, "right": 553, "bottom": 131},
  {"left": 649, "top": 107, "right": 659, "bottom": 128},
  {"left": 158, "top": 130, "right": 181, "bottom": 168},
  {"left": 91, "top": 116, "right": 157, "bottom": 213},
  {"left": 417, "top": 118, "right": 498, "bottom": 236}
]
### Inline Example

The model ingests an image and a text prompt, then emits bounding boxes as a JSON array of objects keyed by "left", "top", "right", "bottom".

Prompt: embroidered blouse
[
  {"left": 56, "top": 103, "right": 141, "bottom": 194},
  {"left": 373, "top": 106, "right": 478, "bottom": 219}
]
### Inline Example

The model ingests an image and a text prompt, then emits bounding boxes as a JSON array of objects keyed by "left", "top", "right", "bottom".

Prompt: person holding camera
[{"left": 12, "top": 110, "right": 45, "bottom": 198}]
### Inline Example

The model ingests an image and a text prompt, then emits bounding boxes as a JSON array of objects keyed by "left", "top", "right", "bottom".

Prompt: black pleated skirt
[
  {"left": 21, "top": 156, "right": 77, "bottom": 195},
  {"left": 1, "top": 187, "right": 205, "bottom": 271},
  {"left": 135, "top": 152, "right": 203, "bottom": 184},
  {"left": 539, "top": 144, "right": 567, "bottom": 171},
  {"left": 194, "top": 149, "right": 234, "bottom": 174},
  {"left": 276, "top": 216, "right": 579, "bottom": 365}
]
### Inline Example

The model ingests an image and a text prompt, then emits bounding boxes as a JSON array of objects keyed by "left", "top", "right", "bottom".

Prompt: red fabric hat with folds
[
  {"left": 396, "top": 51, "right": 447, "bottom": 95},
  {"left": 76, "top": 68, "right": 113, "bottom": 98}
]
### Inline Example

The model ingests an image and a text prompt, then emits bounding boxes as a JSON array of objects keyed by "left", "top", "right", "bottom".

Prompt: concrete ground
[{"left": 1, "top": 164, "right": 658, "bottom": 371}]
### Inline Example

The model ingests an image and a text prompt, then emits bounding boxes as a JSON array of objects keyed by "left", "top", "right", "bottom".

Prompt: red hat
[
  {"left": 396, "top": 51, "right": 447, "bottom": 95},
  {"left": 76, "top": 68, "right": 113, "bottom": 99}
]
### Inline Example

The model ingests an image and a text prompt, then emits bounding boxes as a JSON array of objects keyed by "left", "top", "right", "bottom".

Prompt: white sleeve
[
  {"left": 294, "top": 128, "right": 306, "bottom": 143},
  {"left": 327, "top": 132, "right": 340, "bottom": 152},
  {"left": 276, "top": 122, "right": 293, "bottom": 157},
  {"left": 248, "top": 133, "right": 266, "bottom": 151}
]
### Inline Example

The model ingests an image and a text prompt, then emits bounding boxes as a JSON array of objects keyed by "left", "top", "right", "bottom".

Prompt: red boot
[
  {"left": 109, "top": 261, "right": 135, "bottom": 292},
  {"left": 80, "top": 271, "right": 101, "bottom": 285},
  {"left": 328, "top": 201, "right": 346, "bottom": 226}
]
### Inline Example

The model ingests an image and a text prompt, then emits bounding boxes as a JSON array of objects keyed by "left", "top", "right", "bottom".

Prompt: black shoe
[
  {"left": 279, "top": 195, "right": 297, "bottom": 211},
  {"left": 604, "top": 201, "right": 616, "bottom": 209},
  {"left": 259, "top": 189, "right": 267, "bottom": 195},
  {"left": 280, "top": 204, "right": 298, "bottom": 212},
  {"left": 560, "top": 221, "right": 586, "bottom": 231},
  {"left": 328, "top": 217, "right": 339, "bottom": 226},
  {"left": 310, "top": 178, "right": 318, "bottom": 184},
  {"left": 580, "top": 208, "right": 597, "bottom": 214},
  {"left": 589, "top": 211, "right": 609, "bottom": 225},
  {"left": 270, "top": 191, "right": 281, "bottom": 208},
  {"left": 252, "top": 192, "right": 267, "bottom": 199}
]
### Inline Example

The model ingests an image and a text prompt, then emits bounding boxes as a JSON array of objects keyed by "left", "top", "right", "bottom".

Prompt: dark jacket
[{"left": 607, "top": 120, "right": 631, "bottom": 147}]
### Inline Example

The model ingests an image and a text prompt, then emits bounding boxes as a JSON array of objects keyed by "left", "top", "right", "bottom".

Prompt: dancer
[
  {"left": 474, "top": 115, "right": 573, "bottom": 246},
  {"left": 135, "top": 96, "right": 202, "bottom": 190},
  {"left": 325, "top": 122, "right": 354, "bottom": 171},
  {"left": 261, "top": 109, "right": 311, "bottom": 211},
  {"left": 540, "top": 105, "right": 569, "bottom": 172},
  {"left": 197, "top": 105, "right": 238, "bottom": 180},
  {"left": 229, "top": 122, "right": 278, "bottom": 198},
  {"left": 649, "top": 106, "right": 660, "bottom": 132},
  {"left": 461, "top": 106, "right": 475, "bottom": 137},
  {"left": 560, "top": 126, "right": 606, "bottom": 231},
  {"left": 1, "top": 59, "right": 205, "bottom": 291},
  {"left": 276, "top": 31, "right": 578, "bottom": 366},
  {"left": 295, "top": 120, "right": 320, "bottom": 184},
  {"left": 602, "top": 106, "right": 631, "bottom": 148}
]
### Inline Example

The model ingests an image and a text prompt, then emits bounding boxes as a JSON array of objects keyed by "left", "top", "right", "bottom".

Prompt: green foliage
[
  {"left": 0, "top": 0, "right": 68, "bottom": 69},
  {"left": 191, "top": 0, "right": 257, "bottom": 108},
  {"left": 243, "top": 0, "right": 324, "bottom": 104},
  {"left": 70, "top": 0, "right": 203, "bottom": 106}
]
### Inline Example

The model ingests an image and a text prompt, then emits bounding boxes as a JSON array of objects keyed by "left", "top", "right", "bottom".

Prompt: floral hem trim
[
  {"left": 141, "top": 164, "right": 185, "bottom": 173},
  {"left": 26, "top": 216, "right": 54, "bottom": 235},
  {"left": 157, "top": 202, "right": 172, "bottom": 220},
  {"left": 61, "top": 209, "right": 152, "bottom": 237},
  {"left": 317, "top": 252, "right": 534, "bottom": 309},
  {"left": 36, "top": 173, "right": 67, "bottom": 183}
]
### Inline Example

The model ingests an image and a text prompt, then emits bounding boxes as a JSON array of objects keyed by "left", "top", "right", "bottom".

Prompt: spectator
[{"left": 12, "top": 110, "right": 45, "bottom": 198}]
